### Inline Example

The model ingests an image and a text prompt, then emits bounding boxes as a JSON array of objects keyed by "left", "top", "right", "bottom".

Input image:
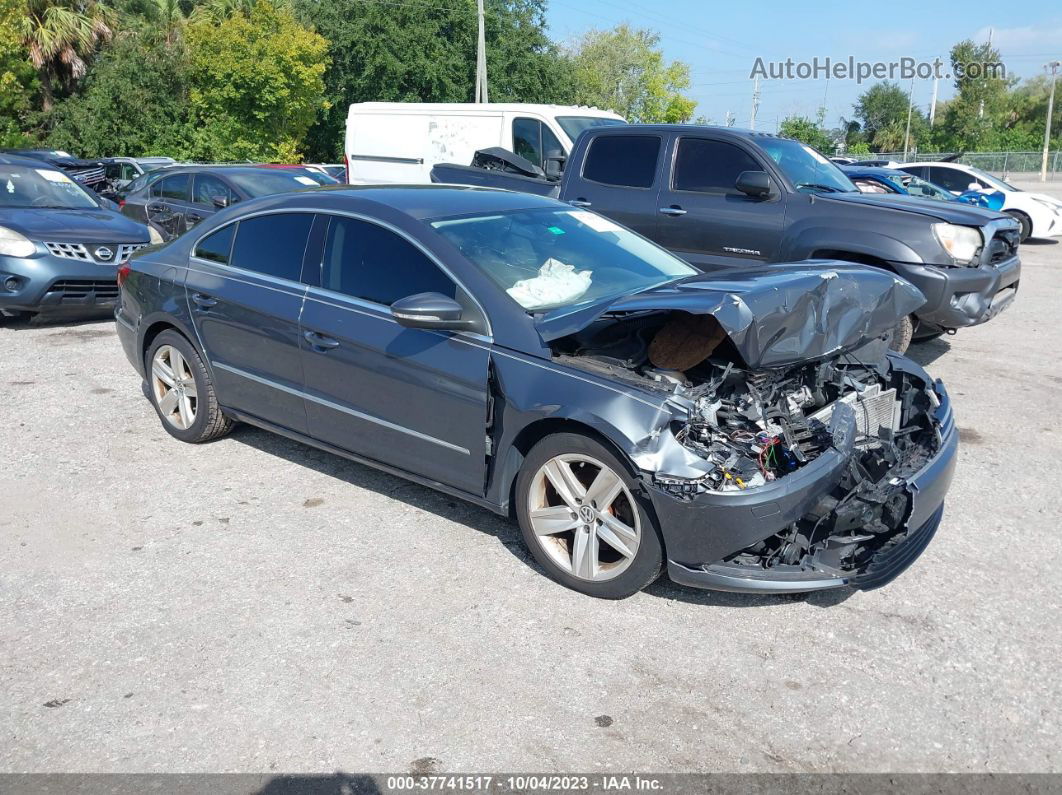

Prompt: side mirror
[
  {"left": 544, "top": 149, "right": 566, "bottom": 180},
  {"left": 211, "top": 195, "right": 229, "bottom": 209},
  {"left": 391, "top": 292, "right": 470, "bottom": 330},
  {"left": 735, "top": 170, "right": 772, "bottom": 198}
]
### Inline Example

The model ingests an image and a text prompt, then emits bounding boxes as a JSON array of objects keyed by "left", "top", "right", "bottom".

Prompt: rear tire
[
  {"left": 1004, "top": 210, "right": 1032, "bottom": 243},
  {"left": 145, "top": 330, "right": 233, "bottom": 443},
  {"left": 886, "top": 315, "right": 914, "bottom": 354},
  {"left": 515, "top": 432, "right": 663, "bottom": 599}
]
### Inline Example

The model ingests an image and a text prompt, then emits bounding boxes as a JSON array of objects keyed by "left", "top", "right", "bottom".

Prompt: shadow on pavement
[
  {"left": 905, "top": 335, "right": 952, "bottom": 368},
  {"left": 232, "top": 424, "right": 848, "bottom": 609}
]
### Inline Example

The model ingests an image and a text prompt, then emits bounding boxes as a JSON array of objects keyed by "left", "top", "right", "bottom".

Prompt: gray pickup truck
[{"left": 432, "top": 125, "right": 1021, "bottom": 352}]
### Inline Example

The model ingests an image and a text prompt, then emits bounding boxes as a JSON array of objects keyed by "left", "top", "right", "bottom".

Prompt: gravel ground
[{"left": 1, "top": 237, "right": 1060, "bottom": 775}]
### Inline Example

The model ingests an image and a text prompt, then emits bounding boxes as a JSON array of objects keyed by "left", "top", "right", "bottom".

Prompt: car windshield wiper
[{"left": 795, "top": 182, "right": 848, "bottom": 193}]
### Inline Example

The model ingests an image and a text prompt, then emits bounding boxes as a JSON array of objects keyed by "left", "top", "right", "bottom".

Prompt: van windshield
[{"left": 555, "top": 116, "right": 627, "bottom": 141}]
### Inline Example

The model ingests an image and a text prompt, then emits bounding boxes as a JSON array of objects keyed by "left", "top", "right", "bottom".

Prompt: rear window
[
  {"left": 229, "top": 213, "right": 313, "bottom": 281},
  {"left": 227, "top": 170, "right": 321, "bottom": 196},
  {"left": 582, "top": 135, "right": 660, "bottom": 188}
]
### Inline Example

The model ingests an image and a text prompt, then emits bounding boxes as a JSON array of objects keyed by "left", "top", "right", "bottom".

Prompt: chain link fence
[{"left": 864, "top": 150, "right": 1061, "bottom": 180}]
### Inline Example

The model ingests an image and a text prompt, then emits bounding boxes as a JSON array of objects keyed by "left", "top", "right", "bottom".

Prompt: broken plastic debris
[{"left": 507, "top": 258, "right": 592, "bottom": 310}]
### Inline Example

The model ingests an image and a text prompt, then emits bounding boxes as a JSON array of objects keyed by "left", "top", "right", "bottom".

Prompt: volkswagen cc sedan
[
  {"left": 0, "top": 153, "right": 150, "bottom": 321},
  {"left": 115, "top": 186, "right": 958, "bottom": 599}
]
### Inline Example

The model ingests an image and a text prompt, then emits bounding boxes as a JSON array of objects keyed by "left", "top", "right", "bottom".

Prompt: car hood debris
[{"left": 537, "top": 261, "right": 926, "bottom": 369}]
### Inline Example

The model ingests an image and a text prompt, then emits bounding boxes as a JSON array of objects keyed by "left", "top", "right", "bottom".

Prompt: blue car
[
  {"left": 115, "top": 185, "right": 957, "bottom": 598},
  {"left": 0, "top": 153, "right": 151, "bottom": 320},
  {"left": 840, "top": 165, "right": 997, "bottom": 209}
]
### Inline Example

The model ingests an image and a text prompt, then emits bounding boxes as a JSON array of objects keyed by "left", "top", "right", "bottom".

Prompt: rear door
[
  {"left": 184, "top": 211, "right": 316, "bottom": 434},
  {"left": 298, "top": 213, "right": 490, "bottom": 495},
  {"left": 149, "top": 173, "right": 191, "bottom": 240},
  {"left": 655, "top": 135, "right": 786, "bottom": 269},
  {"left": 565, "top": 133, "right": 664, "bottom": 234}
]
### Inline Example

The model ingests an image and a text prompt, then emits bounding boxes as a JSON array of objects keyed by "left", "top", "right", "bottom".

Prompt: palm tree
[{"left": 20, "top": 0, "right": 116, "bottom": 110}]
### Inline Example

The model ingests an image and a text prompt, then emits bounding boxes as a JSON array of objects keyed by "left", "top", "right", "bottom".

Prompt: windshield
[
  {"left": 0, "top": 165, "right": 99, "bottom": 209},
  {"left": 432, "top": 208, "right": 695, "bottom": 313},
  {"left": 555, "top": 116, "right": 626, "bottom": 142},
  {"left": 898, "top": 175, "right": 953, "bottom": 201},
  {"left": 227, "top": 170, "right": 323, "bottom": 195},
  {"left": 760, "top": 138, "right": 856, "bottom": 193}
]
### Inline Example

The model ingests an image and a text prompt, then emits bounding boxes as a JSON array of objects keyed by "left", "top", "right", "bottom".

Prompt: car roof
[
  {"left": 226, "top": 184, "right": 572, "bottom": 221},
  {"left": 587, "top": 124, "right": 785, "bottom": 142},
  {"left": 0, "top": 152, "right": 61, "bottom": 168},
  {"left": 897, "top": 162, "right": 970, "bottom": 169},
  {"left": 842, "top": 165, "right": 909, "bottom": 178}
]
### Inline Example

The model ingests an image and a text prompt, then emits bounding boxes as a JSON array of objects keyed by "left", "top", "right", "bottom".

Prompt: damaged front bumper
[
  {"left": 648, "top": 376, "right": 958, "bottom": 594},
  {"left": 892, "top": 254, "right": 1020, "bottom": 332}
]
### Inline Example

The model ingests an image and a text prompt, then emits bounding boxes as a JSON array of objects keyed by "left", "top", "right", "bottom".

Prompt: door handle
[
  {"left": 303, "top": 330, "right": 340, "bottom": 351},
  {"left": 568, "top": 199, "right": 592, "bottom": 208},
  {"left": 659, "top": 206, "right": 687, "bottom": 216},
  {"left": 191, "top": 292, "right": 218, "bottom": 308}
]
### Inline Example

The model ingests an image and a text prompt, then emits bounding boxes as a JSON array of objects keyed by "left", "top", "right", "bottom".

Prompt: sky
[{"left": 544, "top": 0, "right": 1062, "bottom": 131}]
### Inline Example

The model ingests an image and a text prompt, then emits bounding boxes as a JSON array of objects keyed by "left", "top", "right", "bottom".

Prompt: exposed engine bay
[{"left": 551, "top": 310, "right": 943, "bottom": 578}]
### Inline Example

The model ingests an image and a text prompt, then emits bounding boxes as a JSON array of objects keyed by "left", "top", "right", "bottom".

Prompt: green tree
[
  {"left": 569, "top": 24, "right": 695, "bottom": 123},
  {"left": 184, "top": 0, "right": 328, "bottom": 160},
  {"left": 935, "top": 39, "right": 1013, "bottom": 150},
  {"left": 0, "top": 0, "right": 38, "bottom": 146},
  {"left": 292, "top": 0, "right": 573, "bottom": 161},
  {"left": 20, "top": 0, "right": 115, "bottom": 110},
  {"left": 853, "top": 81, "right": 926, "bottom": 151},
  {"left": 778, "top": 114, "right": 834, "bottom": 153},
  {"left": 45, "top": 28, "right": 194, "bottom": 157}
]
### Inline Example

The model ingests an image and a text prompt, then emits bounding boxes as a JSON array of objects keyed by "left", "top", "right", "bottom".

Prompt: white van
[{"left": 343, "top": 102, "right": 626, "bottom": 184}]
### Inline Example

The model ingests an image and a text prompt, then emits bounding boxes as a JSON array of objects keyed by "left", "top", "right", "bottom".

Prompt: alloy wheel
[
  {"left": 151, "top": 345, "right": 198, "bottom": 430},
  {"left": 527, "top": 454, "right": 641, "bottom": 582}
]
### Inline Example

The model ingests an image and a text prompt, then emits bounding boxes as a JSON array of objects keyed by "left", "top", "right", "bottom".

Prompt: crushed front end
[{"left": 549, "top": 296, "right": 957, "bottom": 594}]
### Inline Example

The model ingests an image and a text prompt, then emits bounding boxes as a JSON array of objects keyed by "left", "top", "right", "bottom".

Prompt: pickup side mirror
[
  {"left": 391, "top": 292, "right": 470, "bottom": 330},
  {"left": 735, "top": 170, "right": 772, "bottom": 198},
  {"left": 544, "top": 149, "right": 566, "bottom": 180},
  {"left": 211, "top": 195, "right": 229, "bottom": 209}
]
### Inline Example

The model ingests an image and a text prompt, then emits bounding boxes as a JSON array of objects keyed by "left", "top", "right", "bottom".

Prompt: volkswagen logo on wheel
[{"left": 94, "top": 246, "right": 114, "bottom": 262}]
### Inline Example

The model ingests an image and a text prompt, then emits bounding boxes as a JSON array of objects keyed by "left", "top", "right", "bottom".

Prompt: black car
[
  {"left": 115, "top": 185, "right": 957, "bottom": 599},
  {"left": 0, "top": 153, "right": 150, "bottom": 319},
  {"left": 120, "top": 165, "right": 328, "bottom": 241}
]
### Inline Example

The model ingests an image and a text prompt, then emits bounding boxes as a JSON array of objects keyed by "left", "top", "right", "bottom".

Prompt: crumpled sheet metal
[{"left": 540, "top": 261, "right": 926, "bottom": 370}]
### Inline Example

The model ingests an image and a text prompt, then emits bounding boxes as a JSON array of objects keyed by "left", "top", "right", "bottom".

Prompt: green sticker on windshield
[{"left": 547, "top": 225, "right": 565, "bottom": 235}]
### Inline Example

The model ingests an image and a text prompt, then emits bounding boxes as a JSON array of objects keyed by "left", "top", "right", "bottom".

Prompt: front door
[
  {"left": 655, "top": 136, "right": 786, "bottom": 269},
  {"left": 184, "top": 211, "right": 315, "bottom": 434},
  {"left": 298, "top": 213, "right": 489, "bottom": 495}
]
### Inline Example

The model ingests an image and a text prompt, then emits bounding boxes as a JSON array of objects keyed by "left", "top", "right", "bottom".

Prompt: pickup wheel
[
  {"left": 1004, "top": 210, "right": 1032, "bottom": 242},
  {"left": 886, "top": 315, "right": 914, "bottom": 354}
]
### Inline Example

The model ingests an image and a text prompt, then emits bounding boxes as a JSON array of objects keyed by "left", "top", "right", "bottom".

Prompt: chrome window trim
[
  {"left": 189, "top": 205, "right": 494, "bottom": 339},
  {"left": 211, "top": 360, "right": 470, "bottom": 455}
]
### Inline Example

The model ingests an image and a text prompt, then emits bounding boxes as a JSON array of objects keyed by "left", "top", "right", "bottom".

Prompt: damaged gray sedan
[{"left": 115, "top": 186, "right": 958, "bottom": 599}]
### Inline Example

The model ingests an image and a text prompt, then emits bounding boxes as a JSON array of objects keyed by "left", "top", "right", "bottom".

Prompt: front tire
[
  {"left": 146, "top": 330, "right": 233, "bottom": 443},
  {"left": 515, "top": 432, "right": 663, "bottom": 599},
  {"left": 886, "top": 315, "right": 914, "bottom": 354},
  {"left": 1005, "top": 210, "right": 1032, "bottom": 243}
]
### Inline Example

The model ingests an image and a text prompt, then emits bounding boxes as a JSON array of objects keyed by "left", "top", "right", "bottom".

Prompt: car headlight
[
  {"left": 148, "top": 225, "right": 164, "bottom": 245},
  {"left": 933, "top": 223, "right": 982, "bottom": 264},
  {"left": 0, "top": 226, "right": 35, "bottom": 258}
]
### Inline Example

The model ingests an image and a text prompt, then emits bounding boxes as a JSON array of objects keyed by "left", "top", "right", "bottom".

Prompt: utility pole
[
  {"left": 724, "top": 110, "right": 733, "bottom": 127},
  {"left": 1042, "top": 60, "right": 1060, "bottom": 182},
  {"left": 903, "top": 78, "right": 915, "bottom": 160},
  {"left": 979, "top": 28, "right": 992, "bottom": 119},
  {"left": 750, "top": 76, "right": 760, "bottom": 130},
  {"left": 929, "top": 66, "right": 939, "bottom": 126},
  {"left": 474, "top": 0, "right": 488, "bottom": 103}
]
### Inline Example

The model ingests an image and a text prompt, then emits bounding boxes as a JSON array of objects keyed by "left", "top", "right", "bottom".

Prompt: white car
[{"left": 898, "top": 161, "right": 1062, "bottom": 241}]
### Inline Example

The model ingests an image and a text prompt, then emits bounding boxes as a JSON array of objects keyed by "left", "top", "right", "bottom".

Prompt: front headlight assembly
[
  {"left": 933, "top": 223, "right": 982, "bottom": 264},
  {"left": 0, "top": 225, "right": 35, "bottom": 258}
]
